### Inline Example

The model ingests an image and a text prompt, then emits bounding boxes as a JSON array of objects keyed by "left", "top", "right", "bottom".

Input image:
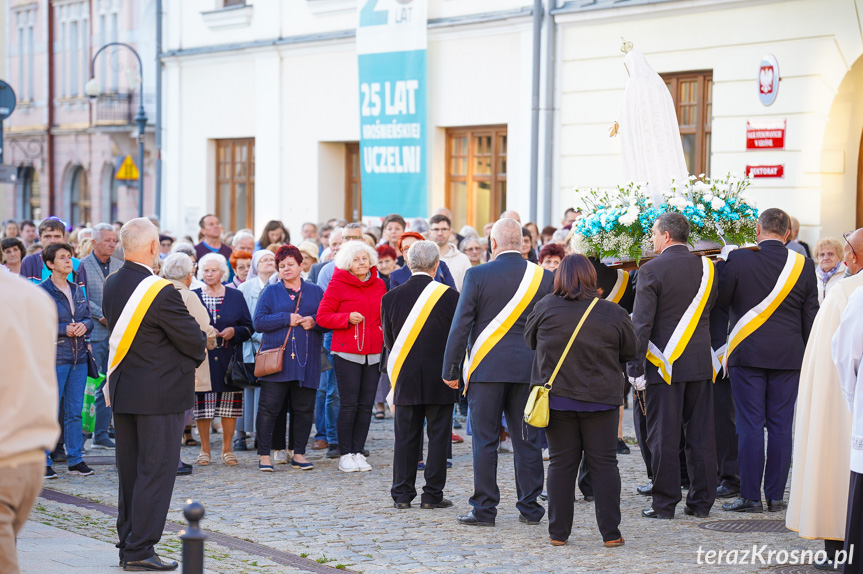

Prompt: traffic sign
[
  {"left": 116, "top": 154, "right": 140, "bottom": 180},
  {"left": 0, "top": 80, "right": 16, "bottom": 119}
]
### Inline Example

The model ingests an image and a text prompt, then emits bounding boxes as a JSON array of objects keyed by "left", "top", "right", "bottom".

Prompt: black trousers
[
  {"left": 114, "top": 411, "right": 185, "bottom": 562},
  {"left": 392, "top": 403, "right": 452, "bottom": 504},
  {"left": 333, "top": 357, "right": 379, "bottom": 455},
  {"left": 844, "top": 471, "right": 863, "bottom": 574},
  {"left": 633, "top": 391, "right": 653, "bottom": 480},
  {"left": 256, "top": 380, "right": 316, "bottom": 456},
  {"left": 546, "top": 408, "right": 621, "bottom": 543},
  {"left": 713, "top": 375, "right": 740, "bottom": 490},
  {"left": 466, "top": 382, "right": 544, "bottom": 522},
  {"left": 644, "top": 380, "right": 717, "bottom": 516}
]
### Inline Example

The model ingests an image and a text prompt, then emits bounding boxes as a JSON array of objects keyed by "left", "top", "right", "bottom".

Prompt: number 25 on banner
[{"left": 360, "top": 81, "right": 419, "bottom": 117}]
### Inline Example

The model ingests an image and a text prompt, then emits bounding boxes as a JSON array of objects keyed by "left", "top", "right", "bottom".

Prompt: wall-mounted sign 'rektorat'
[
  {"left": 746, "top": 165, "right": 784, "bottom": 178},
  {"left": 356, "top": 0, "right": 428, "bottom": 219},
  {"left": 746, "top": 119, "right": 786, "bottom": 150},
  {"left": 759, "top": 54, "right": 780, "bottom": 106}
]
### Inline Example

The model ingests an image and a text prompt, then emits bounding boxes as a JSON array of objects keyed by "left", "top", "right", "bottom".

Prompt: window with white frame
[
  {"left": 96, "top": 0, "right": 121, "bottom": 93},
  {"left": 56, "top": 1, "right": 89, "bottom": 98},
  {"left": 13, "top": 7, "right": 36, "bottom": 102}
]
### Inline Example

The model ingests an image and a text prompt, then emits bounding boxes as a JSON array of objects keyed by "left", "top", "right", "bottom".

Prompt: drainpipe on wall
[
  {"left": 528, "top": 0, "right": 543, "bottom": 224},
  {"left": 47, "top": 3, "right": 55, "bottom": 215},
  {"left": 542, "top": 0, "right": 556, "bottom": 228},
  {"left": 155, "top": 0, "right": 163, "bottom": 219}
]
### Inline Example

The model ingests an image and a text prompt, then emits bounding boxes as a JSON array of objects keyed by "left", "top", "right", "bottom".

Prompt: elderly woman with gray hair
[
  {"left": 161, "top": 252, "right": 218, "bottom": 474},
  {"left": 317, "top": 241, "right": 387, "bottom": 473},
  {"left": 192, "top": 252, "right": 254, "bottom": 466}
]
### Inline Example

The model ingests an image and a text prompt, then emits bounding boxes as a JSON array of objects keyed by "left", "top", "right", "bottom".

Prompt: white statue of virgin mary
[{"left": 617, "top": 49, "right": 689, "bottom": 206}]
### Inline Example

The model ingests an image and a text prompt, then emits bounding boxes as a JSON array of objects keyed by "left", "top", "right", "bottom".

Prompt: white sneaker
[
  {"left": 499, "top": 438, "right": 514, "bottom": 453},
  {"left": 272, "top": 450, "right": 288, "bottom": 465},
  {"left": 542, "top": 448, "right": 550, "bottom": 461},
  {"left": 352, "top": 453, "right": 372, "bottom": 472},
  {"left": 339, "top": 454, "right": 359, "bottom": 473}
]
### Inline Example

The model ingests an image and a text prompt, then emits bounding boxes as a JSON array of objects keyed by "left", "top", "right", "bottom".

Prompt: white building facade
[{"left": 160, "top": 0, "right": 863, "bottom": 245}]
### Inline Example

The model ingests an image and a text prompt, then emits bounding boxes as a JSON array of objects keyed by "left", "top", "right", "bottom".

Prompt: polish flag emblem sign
[{"left": 758, "top": 55, "right": 779, "bottom": 106}]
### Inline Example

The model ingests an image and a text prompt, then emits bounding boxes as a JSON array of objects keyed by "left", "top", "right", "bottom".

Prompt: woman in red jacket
[{"left": 317, "top": 240, "right": 386, "bottom": 473}]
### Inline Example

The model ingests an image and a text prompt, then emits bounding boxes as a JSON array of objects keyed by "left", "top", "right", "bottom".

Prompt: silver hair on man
[
  {"left": 120, "top": 218, "right": 159, "bottom": 253},
  {"left": 92, "top": 222, "right": 114, "bottom": 240},
  {"left": 490, "top": 218, "right": 523, "bottom": 251},
  {"left": 171, "top": 241, "right": 196, "bottom": 258},
  {"left": 407, "top": 240, "right": 440, "bottom": 273},
  {"left": 160, "top": 252, "right": 194, "bottom": 281}
]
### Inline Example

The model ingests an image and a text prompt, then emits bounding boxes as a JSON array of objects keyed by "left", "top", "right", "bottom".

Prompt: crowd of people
[{"left": 2, "top": 205, "right": 863, "bottom": 573}]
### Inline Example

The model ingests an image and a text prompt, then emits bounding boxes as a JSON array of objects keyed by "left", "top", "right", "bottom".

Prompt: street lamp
[{"left": 86, "top": 42, "right": 147, "bottom": 217}]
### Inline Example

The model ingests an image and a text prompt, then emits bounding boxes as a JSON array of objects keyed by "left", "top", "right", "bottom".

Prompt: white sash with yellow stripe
[
  {"left": 385, "top": 280, "right": 450, "bottom": 409},
  {"left": 104, "top": 275, "right": 172, "bottom": 405},
  {"left": 462, "top": 262, "right": 545, "bottom": 387},
  {"left": 606, "top": 269, "right": 629, "bottom": 304},
  {"left": 722, "top": 249, "right": 805, "bottom": 370},
  {"left": 711, "top": 343, "right": 728, "bottom": 382},
  {"left": 646, "top": 257, "right": 714, "bottom": 384}
]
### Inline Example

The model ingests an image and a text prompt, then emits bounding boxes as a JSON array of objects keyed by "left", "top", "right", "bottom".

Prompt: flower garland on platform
[{"left": 573, "top": 174, "right": 758, "bottom": 262}]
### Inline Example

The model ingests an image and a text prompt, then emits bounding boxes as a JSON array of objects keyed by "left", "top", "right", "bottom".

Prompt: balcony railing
[{"left": 94, "top": 93, "right": 133, "bottom": 126}]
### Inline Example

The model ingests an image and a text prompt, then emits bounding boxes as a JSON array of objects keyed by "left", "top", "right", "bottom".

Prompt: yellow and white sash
[
  {"left": 722, "top": 249, "right": 805, "bottom": 370},
  {"left": 462, "top": 262, "right": 545, "bottom": 388},
  {"left": 104, "top": 275, "right": 172, "bottom": 405},
  {"left": 646, "top": 257, "right": 714, "bottom": 384},
  {"left": 385, "top": 281, "right": 450, "bottom": 409},
  {"left": 606, "top": 269, "right": 629, "bottom": 305},
  {"left": 711, "top": 343, "right": 728, "bottom": 382}
]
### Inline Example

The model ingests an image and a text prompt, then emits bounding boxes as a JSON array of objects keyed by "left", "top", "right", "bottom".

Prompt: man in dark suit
[
  {"left": 103, "top": 218, "right": 206, "bottom": 571},
  {"left": 710, "top": 293, "right": 740, "bottom": 500},
  {"left": 716, "top": 208, "right": 818, "bottom": 513},
  {"left": 442, "top": 218, "right": 554, "bottom": 526},
  {"left": 627, "top": 212, "right": 718, "bottom": 519},
  {"left": 381, "top": 240, "right": 460, "bottom": 509}
]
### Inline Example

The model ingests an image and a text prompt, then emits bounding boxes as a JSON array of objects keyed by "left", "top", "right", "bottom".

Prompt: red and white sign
[
  {"left": 745, "top": 165, "right": 784, "bottom": 178},
  {"left": 759, "top": 54, "right": 780, "bottom": 106},
  {"left": 746, "top": 119, "right": 786, "bottom": 149}
]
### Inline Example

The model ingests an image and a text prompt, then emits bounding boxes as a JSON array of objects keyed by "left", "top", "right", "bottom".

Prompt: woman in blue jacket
[{"left": 39, "top": 242, "right": 94, "bottom": 479}]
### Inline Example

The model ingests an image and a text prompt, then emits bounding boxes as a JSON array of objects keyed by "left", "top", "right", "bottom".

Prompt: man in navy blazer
[
  {"left": 442, "top": 218, "right": 554, "bottom": 526},
  {"left": 716, "top": 208, "right": 818, "bottom": 513}
]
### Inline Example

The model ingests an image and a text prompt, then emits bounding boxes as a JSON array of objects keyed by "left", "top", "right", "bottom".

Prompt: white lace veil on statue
[{"left": 619, "top": 49, "right": 689, "bottom": 206}]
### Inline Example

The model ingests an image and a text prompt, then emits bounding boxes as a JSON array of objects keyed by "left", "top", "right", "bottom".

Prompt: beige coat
[
  {"left": 169, "top": 279, "right": 218, "bottom": 393},
  {"left": 0, "top": 271, "right": 61, "bottom": 463},
  {"left": 787, "top": 270, "right": 863, "bottom": 540}
]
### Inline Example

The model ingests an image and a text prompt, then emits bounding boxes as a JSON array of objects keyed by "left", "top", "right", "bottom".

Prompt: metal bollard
[{"left": 180, "top": 500, "right": 206, "bottom": 574}]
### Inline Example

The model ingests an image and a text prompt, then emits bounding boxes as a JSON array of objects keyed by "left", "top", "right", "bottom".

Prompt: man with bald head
[
  {"left": 103, "top": 218, "right": 206, "bottom": 571},
  {"left": 500, "top": 210, "right": 522, "bottom": 223},
  {"left": 443, "top": 218, "right": 554, "bottom": 527}
]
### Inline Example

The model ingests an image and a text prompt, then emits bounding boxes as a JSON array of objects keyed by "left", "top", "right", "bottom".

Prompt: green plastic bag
[{"left": 81, "top": 375, "right": 104, "bottom": 434}]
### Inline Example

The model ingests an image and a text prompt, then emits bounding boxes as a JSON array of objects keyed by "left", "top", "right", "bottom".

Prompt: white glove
[
  {"left": 718, "top": 244, "right": 738, "bottom": 261},
  {"left": 629, "top": 376, "right": 646, "bottom": 391}
]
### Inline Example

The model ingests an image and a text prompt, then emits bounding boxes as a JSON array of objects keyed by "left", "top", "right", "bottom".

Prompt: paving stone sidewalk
[{"left": 31, "top": 412, "right": 825, "bottom": 573}]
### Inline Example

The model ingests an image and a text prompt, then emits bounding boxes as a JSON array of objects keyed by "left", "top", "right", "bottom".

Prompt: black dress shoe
[
  {"left": 518, "top": 514, "right": 541, "bottom": 525},
  {"left": 232, "top": 438, "right": 248, "bottom": 451},
  {"left": 180, "top": 461, "right": 192, "bottom": 470},
  {"left": 123, "top": 554, "right": 178, "bottom": 571},
  {"left": 683, "top": 505, "right": 709, "bottom": 518},
  {"left": 766, "top": 499, "right": 785, "bottom": 512},
  {"left": 176, "top": 466, "right": 192, "bottom": 476},
  {"left": 457, "top": 512, "right": 495, "bottom": 527},
  {"left": 617, "top": 438, "right": 631, "bottom": 455},
  {"left": 716, "top": 484, "right": 740, "bottom": 499},
  {"left": 813, "top": 557, "right": 842, "bottom": 571},
  {"left": 393, "top": 502, "right": 411, "bottom": 510},
  {"left": 637, "top": 481, "right": 653, "bottom": 496},
  {"left": 721, "top": 497, "right": 763, "bottom": 513},
  {"left": 642, "top": 507, "right": 673, "bottom": 519},
  {"left": 538, "top": 491, "right": 548, "bottom": 501},
  {"left": 421, "top": 498, "right": 453, "bottom": 509}
]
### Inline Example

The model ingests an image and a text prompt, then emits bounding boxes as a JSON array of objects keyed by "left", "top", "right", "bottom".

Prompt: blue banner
[{"left": 356, "top": 0, "right": 427, "bottom": 219}]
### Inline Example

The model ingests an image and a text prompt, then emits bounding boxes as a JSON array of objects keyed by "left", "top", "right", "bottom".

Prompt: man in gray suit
[{"left": 79, "top": 222, "right": 123, "bottom": 449}]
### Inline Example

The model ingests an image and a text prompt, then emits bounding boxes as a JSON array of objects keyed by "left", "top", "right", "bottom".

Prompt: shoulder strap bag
[
  {"left": 254, "top": 291, "right": 303, "bottom": 378},
  {"left": 524, "top": 297, "right": 599, "bottom": 428}
]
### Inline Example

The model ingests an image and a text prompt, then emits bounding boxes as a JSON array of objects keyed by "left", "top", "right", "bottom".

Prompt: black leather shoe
[
  {"left": 176, "top": 466, "right": 192, "bottom": 476},
  {"left": 766, "top": 499, "right": 785, "bottom": 512},
  {"left": 617, "top": 439, "right": 631, "bottom": 455},
  {"left": 637, "top": 481, "right": 653, "bottom": 496},
  {"left": 457, "top": 512, "right": 495, "bottom": 527},
  {"left": 518, "top": 514, "right": 541, "bottom": 525},
  {"left": 538, "top": 491, "right": 548, "bottom": 501},
  {"left": 123, "top": 554, "right": 179, "bottom": 571},
  {"left": 393, "top": 502, "right": 411, "bottom": 510},
  {"left": 642, "top": 507, "right": 673, "bottom": 519},
  {"left": 721, "top": 497, "right": 763, "bottom": 513},
  {"left": 421, "top": 498, "right": 453, "bottom": 509},
  {"left": 716, "top": 484, "right": 740, "bottom": 499},
  {"left": 683, "top": 505, "right": 709, "bottom": 518},
  {"left": 813, "top": 557, "right": 842, "bottom": 571}
]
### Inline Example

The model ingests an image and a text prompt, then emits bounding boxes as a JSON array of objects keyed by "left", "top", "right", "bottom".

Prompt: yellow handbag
[{"left": 524, "top": 298, "right": 599, "bottom": 428}]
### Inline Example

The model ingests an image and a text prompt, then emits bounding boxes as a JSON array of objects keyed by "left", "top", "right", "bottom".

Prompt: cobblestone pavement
[{"left": 34, "top": 411, "right": 824, "bottom": 574}]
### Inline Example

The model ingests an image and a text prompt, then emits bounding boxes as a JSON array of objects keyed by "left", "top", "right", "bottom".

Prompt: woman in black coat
[
  {"left": 524, "top": 253, "right": 638, "bottom": 548},
  {"left": 194, "top": 253, "right": 253, "bottom": 466}
]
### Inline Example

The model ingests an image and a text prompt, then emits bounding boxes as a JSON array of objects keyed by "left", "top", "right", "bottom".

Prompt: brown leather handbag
[{"left": 254, "top": 291, "right": 302, "bottom": 377}]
